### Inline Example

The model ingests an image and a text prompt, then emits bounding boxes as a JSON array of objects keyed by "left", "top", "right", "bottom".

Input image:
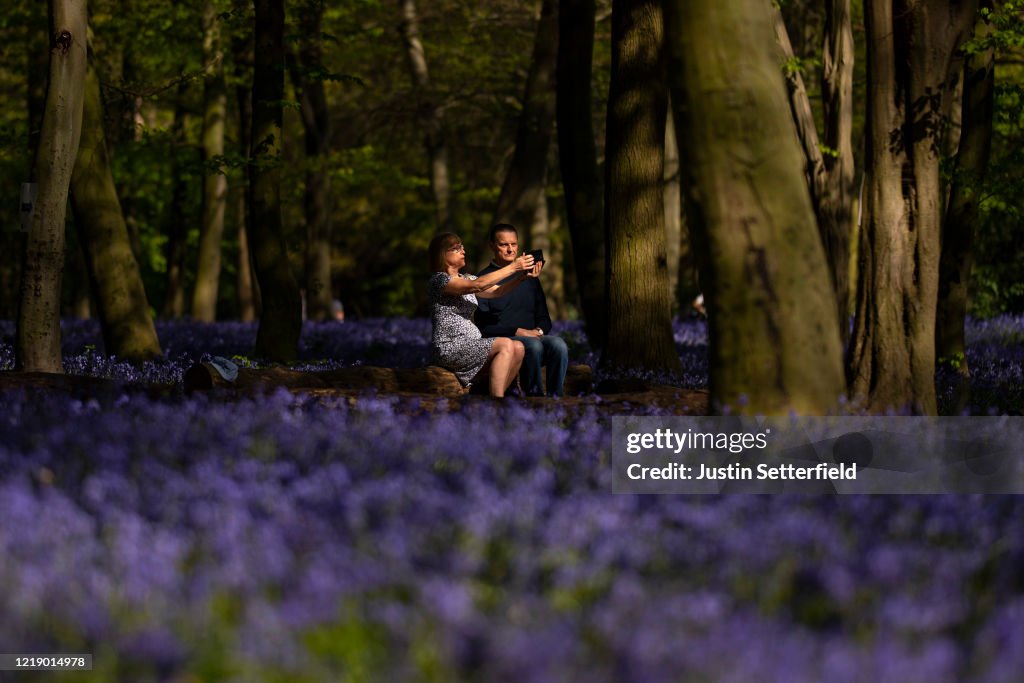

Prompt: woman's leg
[
  {"left": 479, "top": 338, "right": 523, "bottom": 397},
  {"left": 502, "top": 340, "right": 525, "bottom": 394}
]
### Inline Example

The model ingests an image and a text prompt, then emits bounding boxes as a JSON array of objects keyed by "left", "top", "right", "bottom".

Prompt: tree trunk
[
  {"left": 492, "top": 0, "right": 558, "bottom": 239},
  {"left": 663, "top": 0, "right": 845, "bottom": 414},
  {"left": 233, "top": 7, "right": 257, "bottom": 322},
  {"left": 773, "top": 4, "right": 853, "bottom": 344},
  {"left": 192, "top": 2, "right": 228, "bottom": 322},
  {"left": 17, "top": 0, "right": 88, "bottom": 373},
  {"left": 250, "top": 0, "right": 301, "bottom": 361},
  {"left": 602, "top": 0, "right": 680, "bottom": 375},
  {"left": 821, "top": 0, "right": 856, "bottom": 343},
  {"left": 664, "top": 99, "right": 682, "bottom": 307},
  {"left": 399, "top": 0, "right": 452, "bottom": 231},
  {"left": 557, "top": 0, "right": 606, "bottom": 349},
  {"left": 291, "top": 0, "right": 333, "bottom": 321},
  {"left": 162, "top": 81, "right": 189, "bottom": 319},
  {"left": 70, "top": 53, "right": 162, "bottom": 362},
  {"left": 849, "top": 0, "right": 979, "bottom": 415},
  {"left": 937, "top": 9, "right": 995, "bottom": 391}
]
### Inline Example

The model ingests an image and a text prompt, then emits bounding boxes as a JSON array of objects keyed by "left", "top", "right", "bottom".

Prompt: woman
[{"left": 428, "top": 232, "right": 540, "bottom": 397}]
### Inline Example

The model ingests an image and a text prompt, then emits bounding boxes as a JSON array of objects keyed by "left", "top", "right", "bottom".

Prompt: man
[{"left": 476, "top": 223, "right": 569, "bottom": 397}]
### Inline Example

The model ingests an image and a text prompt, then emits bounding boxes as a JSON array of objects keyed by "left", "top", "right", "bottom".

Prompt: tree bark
[
  {"left": 663, "top": 0, "right": 845, "bottom": 414},
  {"left": 937, "top": 9, "right": 995, "bottom": 386},
  {"left": 250, "top": 0, "right": 301, "bottom": 361},
  {"left": 602, "top": 0, "right": 680, "bottom": 374},
  {"left": 664, "top": 99, "right": 682, "bottom": 307},
  {"left": 70, "top": 53, "right": 162, "bottom": 362},
  {"left": 291, "top": 0, "right": 333, "bottom": 321},
  {"left": 162, "top": 81, "right": 189, "bottom": 319},
  {"left": 17, "top": 0, "right": 88, "bottom": 373},
  {"left": 849, "top": 0, "right": 979, "bottom": 415},
  {"left": 557, "top": 0, "right": 606, "bottom": 349},
  {"left": 492, "top": 0, "right": 558, "bottom": 240},
  {"left": 232, "top": 6, "right": 257, "bottom": 322},
  {"left": 192, "top": 2, "right": 228, "bottom": 322},
  {"left": 399, "top": 0, "right": 452, "bottom": 231},
  {"left": 773, "top": 3, "right": 853, "bottom": 344},
  {"left": 821, "top": 0, "right": 856, "bottom": 344}
]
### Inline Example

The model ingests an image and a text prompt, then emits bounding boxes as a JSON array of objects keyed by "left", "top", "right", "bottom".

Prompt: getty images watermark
[{"left": 611, "top": 416, "right": 1024, "bottom": 494}]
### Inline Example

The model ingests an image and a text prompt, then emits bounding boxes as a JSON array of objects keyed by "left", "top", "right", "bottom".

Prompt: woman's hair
[{"left": 428, "top": 232, "right": 463, "bottom": 273}]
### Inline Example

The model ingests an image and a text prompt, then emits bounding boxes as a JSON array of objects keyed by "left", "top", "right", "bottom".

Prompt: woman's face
[{"left": 444, "top": 242, "right": 466, "bottom": 270}]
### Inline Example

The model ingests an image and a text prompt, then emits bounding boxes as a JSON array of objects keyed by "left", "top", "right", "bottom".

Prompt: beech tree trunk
[
  {"left": 192, "top": 2, "right": 228, "bottom": 322},
  {"left": 849, "top": 0, "right": 979, "bottom": 415},
  {"left": 292, "top": 0, "right": 333, "bottom": 321},
  {"left": 937, "top": 9, "right": 995, "bottom": 388},
  {"left": 663, "top": 0, "right": 845, "bottom": 414},
  {"left": 250, "top": 0, "right": 301, "bottom": 361},
  {"left": 70, "top": 52, "right": 162, "bottom": 362},
  {"left": 821, "top": 0, "right": 856, "bottom": 342},
  {"left": 17, "top": 0, "right": 88, "bottom": 373},
  {"left": 773, "top": 3, "right": 854, "bottom": 344},
  {"left": 602, "top": 0, "right": 681, "bottom": 375},
  {"left": 557, "top": 0, "right": 606, "bottom": 349},
  {"left": 399, "top": 0, "right": 452, "bottom": 231}
]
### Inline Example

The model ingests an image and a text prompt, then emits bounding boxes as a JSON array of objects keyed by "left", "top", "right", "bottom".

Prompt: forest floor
[{"left": 0, "top": 370, "right": 710, "bottom": 416}]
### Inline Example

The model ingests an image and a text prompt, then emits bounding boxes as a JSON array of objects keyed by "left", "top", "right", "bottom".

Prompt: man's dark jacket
[{"left": 475, "top": 262, "right": 553, "bottom": 336}]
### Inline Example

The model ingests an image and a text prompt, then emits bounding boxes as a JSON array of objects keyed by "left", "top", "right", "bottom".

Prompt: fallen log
[{"left": 183, "top": 362, "right": 595, "bottom": 397}]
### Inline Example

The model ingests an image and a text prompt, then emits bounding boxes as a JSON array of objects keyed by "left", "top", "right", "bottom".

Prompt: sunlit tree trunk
[
  {"left": 492, "top": 0, "right": 558, "bottom": 247},
  {"left": 557, "top": 0, "right": 606, "bottom": 348},
  {"left": 399, "top": 0, "right": 451, "bottom": 230},
  {"left": 250, "top": 0, "right": 301, "bottom": 361},
  {"left": 70, "top": 53, "right": 162, "bottom": 361},
  {"left": 937, "top": 8, "right": 995, "bottom": 396},
  {"left": 291, "top": 0, "right": 332, "bottom": 321},
  {"left": 664, "top": 0, "right": 845, "bottom": 414},
  {"left": 849, "top": 0, "right": 978, "bottom": 415},
  {"left": 193, "top": 2, "right": 228, "bottom": 322},
  {"left": 17, "top": 0, "right": 88, "bottom": 373},
  {"left": 602, "top": 0, "right": 680, "bottom": 375}
]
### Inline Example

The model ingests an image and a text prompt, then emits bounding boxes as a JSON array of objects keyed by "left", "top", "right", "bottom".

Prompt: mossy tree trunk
[
  {"left": 250, "top": 0, "right": 301, "bottom": 361},
  {"left": 192, "top": 2, "right": 228, "bottom": 322},
  {"left": 663, "top": 0, "right": 845, "bottom": 414},
  {"left": 17, "top": 0, "right": 88, "bottom": 373},
  {"left": 849, "top": 0, "right": 979, "bottom": 415},
  {"left": 557, "top": 0, "right": 606, "bottom": 349},
  {"left": 602, "top": 0, "right": 681, "bottom": 375},
  {"left": 70, "top": 52, "right": 161, "bottom": 362}
]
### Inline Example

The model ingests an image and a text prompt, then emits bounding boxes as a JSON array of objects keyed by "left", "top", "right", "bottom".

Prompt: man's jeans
[{"left": 512, "top": 335, "right": 569, "bottom": 397}]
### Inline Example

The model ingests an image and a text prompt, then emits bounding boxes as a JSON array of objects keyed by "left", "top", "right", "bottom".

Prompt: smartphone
[{"left": 526, "top": 248, "right": 545, "bottom": 263}]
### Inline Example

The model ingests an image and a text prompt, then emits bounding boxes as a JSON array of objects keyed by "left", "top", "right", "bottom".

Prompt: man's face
[{"left": 490, "top": 230, "right": 519, "bottom": 266}]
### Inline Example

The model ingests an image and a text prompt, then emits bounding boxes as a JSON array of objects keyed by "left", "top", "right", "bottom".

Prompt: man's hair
[
  {"left": 489, "top": 223, "right": 519, "bottom": 243},
  {"left": 428, "top": 232, "right": 463, "bottom": 273}
]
